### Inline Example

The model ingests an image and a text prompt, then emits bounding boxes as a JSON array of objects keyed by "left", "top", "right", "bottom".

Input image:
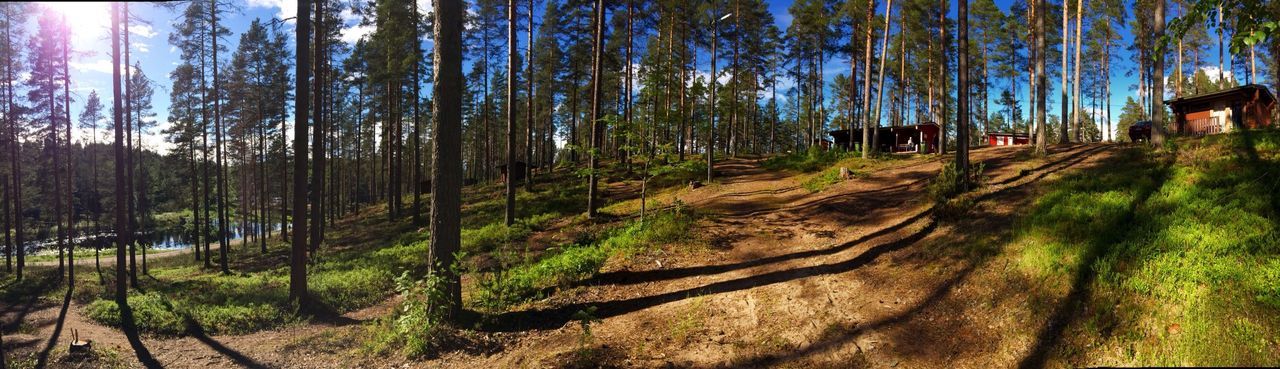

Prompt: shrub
[
  {"left": 927, "top": 160, "right": 985, "bottom": 203},
  {"left": 86, "top": 293, "right": 186, "bottom": 336}
]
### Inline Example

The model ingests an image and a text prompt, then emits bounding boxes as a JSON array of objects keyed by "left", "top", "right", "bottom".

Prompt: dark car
[{"left": 1128, "top": 120, "right": 1152, "bottom": 142}]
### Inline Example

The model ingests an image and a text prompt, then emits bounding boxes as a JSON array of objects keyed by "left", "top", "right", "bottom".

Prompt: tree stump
[
  {"left": 840, "top": 167, "right": 853, "bottom": 180},
  {"left": 688, "top": 181, "right": 703, "bottom": 190},
  {"left": 69, "top": 329, "right": 92, "bottom": 355}
]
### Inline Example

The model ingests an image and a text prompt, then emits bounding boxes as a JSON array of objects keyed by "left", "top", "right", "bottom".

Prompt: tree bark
[
  {"left": 586, "top": 0, "right": 605, "bottom": 219},
  {"left": 431, "top": 0, "right": 465, "bottom": 322},
  {"left": 505, "top": 0, "right": 517, "bottom": 225},
  {"left": 290, "top": 0, "right": 311, "bottom": 306}
]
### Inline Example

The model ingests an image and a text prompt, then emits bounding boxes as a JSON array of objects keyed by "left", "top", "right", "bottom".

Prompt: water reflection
[{"left": 20, "top": 222, "right": 282, "bottom": 253}]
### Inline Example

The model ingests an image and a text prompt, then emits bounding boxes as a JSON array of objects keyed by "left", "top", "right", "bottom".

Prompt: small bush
[
  {"left": 764, "top": 146, "right": 854, "bottom": 173},
  {"left": 86, "top": 293, "right": 186, "bottom": 336},
  {"left": 927, "top": 160, "right": 985, "bottom": 203},
  {"left": 366, "top": 269, "right": 456, "bottom": 358}
]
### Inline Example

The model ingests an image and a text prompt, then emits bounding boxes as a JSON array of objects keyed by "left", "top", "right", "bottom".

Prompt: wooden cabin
[
  {"left": 987, "top": 132, "right": 1031, "bottom": 146},
  {"left": 829, "top": 122, "right": 940, "bottom": 153},
  {"left": 1163, "top": 84, "right": 1276, "bottom": 136}
]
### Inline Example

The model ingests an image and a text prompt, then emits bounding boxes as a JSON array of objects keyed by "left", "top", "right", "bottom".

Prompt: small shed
[
  {"left": 1163, "top": 84, "right": 1276, "bottom": 135},
  {"left": 987, "top": 132, "right": 1031, "bottom": 146},
  {"left": 828, "top": 122, "right": 940, "bottom": 154}
]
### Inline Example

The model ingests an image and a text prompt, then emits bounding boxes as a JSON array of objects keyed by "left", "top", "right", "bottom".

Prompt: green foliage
[
  {"left": 802, "top": 167, "right": 860, "bottom": 193},
  {"left": 763, "top": 146, "right": 856, "bottom": 173},
  {"left": 473, "top": 209, "right": 695, "bottom": 310},
  {"left": 1012, "top": 131, "right": 1280, "bottom": 365},
  {"left": 927, "top": 160, "right": 986, "bottom": 203},
  {"left": 461, "top": 213, "right": 558, "bottom": 254},
  {"left": 86, "top": 293, "right": 185, "bottom": 336},
  {"left": 381, "top": 268, "right": 454, "bottom": 358},
  {"left": 647, "top": 159, "right": 709, "bottom": 189}
]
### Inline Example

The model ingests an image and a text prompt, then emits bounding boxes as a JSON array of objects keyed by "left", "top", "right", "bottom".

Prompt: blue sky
[{"left": 49, "top": 0, "right": 1256, "bottom": 154}]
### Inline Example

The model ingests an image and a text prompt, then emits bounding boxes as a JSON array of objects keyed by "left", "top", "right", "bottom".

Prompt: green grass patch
[
  {"left": 461, "top": 212, "right": 559, "bottom": 254},
  {"left": 473, "top": 209, "right": 696, "bottom": 310},
  {"left": 1010, "top": 130, "right": 1280, "bottom": 365},
  {"left": 763, "top": 146, "right": 857, "bottom": 173}
]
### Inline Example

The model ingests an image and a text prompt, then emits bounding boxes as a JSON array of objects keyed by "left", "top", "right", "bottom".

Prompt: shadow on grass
[
  {"left": 1015, "top": 150, "right": 1174, "bottom": 369},
  {"left": 121, "top": 300, "right": 163, "bottom": 368}
]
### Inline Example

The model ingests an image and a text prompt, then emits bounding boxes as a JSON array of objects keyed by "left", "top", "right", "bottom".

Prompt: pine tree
[
  {"left": 25, "top": 7, "right": 70, "bottom": 280},
  {"left": 0, "top": 3, "right": 27, "bottom": 280},
  {"left": 291, "top": 0, "right": 311, "bottom": 306},
  {"left": 432, "top": 0, "right": 465, "bottom": 322}
]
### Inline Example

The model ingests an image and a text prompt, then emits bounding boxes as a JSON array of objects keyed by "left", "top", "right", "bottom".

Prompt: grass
[
  {"left": 763, "top": 146, "right": 857, "bottom": 173},
  {"left": 471, "top": 208, "right": 697, "bottom": 310},
  {"left": 461, "top": 212, "right": 559, "bottom": 254},
  {"left": 1008, "top": 130, "right": 1280, "bottom": 366}
]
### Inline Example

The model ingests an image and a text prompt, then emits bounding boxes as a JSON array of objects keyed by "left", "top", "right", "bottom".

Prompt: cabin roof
[{"left": 1163, "top": 84, "right": 1276, "bottom": 107}]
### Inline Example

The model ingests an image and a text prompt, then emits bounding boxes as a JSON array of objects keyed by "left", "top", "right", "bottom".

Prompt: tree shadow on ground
[
  {"left": 184, "top": 316, "right": 270, "bottom": 369},
  {"left": 1015, "top": 149, "right": 1174, "bottom": 369},
  {"left": 121, "top": 301, "right": 163, "bottom": 369},
  {"left": 33, "top": 286, "right": 71, "bottom": 369},
  {"left": 474, "top": 212, "right": 940, "bottom": 332}
]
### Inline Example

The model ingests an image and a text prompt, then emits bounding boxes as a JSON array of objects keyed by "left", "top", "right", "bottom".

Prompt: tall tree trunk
[
  {"left": 124, "top": 3, "right": 138, "bottom": 284},
  {"left": 1072, "top": 0, "right": 1083, "bottom": 142},
  {"left": 290, "top": 0, "right": 311, "bottom": 306},
  {"left": 707, "top": 9, "right": 719, "bottom": 182},
  {"left": 1059, "top": 0, "right": 1069, "bottom": 143},
  {"left": 112, "top": 2, "right": 128, "bottom": 304},
  {"left": 1151, "top": 0, "right": 1166, "bottom": 145},
  {"left": 310, "top": 0, "right": 326, "bottom": 257},
  {"left": 586, "top": 0, "right": 605, "bottom": 219},
  {"left": 1034, "top": 0, "right": 1048, "bottom": 155},
  {"left": 939, "top": 0, "right": 948, "bottom": 154},
  {"left": 5, "top": 4, "right": 23, "bottom": 281},
  {"left": 413, "top": 0, "right": 424, "bottom": 226},
  {"left": 63, "top": 14, "right": 74, "bottom": 283},
  {"left": 1217, "top": 5, "right": 1224, "bottom": 88},
  {"left": 957, "top": 0, "right": 970, "bottom": 189},
  {"left": 526, "top": 0, "right": 537, "bottom": 189},
  {"left": 212, "top": 0, "right": 229, "bottom": 274},
  {"left": 431, "top": 0, "right": 464, "bottom": 322},
  {"left": 860, "top": 0, "right": 876, "bottom": 157},
  {"left": 505, "top": 0, "right": 517, "bottom": 225},
  {"left": 873, "top": 0, "right": 894, "bottom": 151}
]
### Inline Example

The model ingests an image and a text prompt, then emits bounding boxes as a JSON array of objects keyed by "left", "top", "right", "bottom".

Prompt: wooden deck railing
[{"left": 1185, "top": 117, "right": 1221, "bottom": 136}]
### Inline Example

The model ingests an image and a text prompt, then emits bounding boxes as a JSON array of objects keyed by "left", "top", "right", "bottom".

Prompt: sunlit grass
[{"left": 1010, "top": 130, "right": 1280, "bottom": 366}]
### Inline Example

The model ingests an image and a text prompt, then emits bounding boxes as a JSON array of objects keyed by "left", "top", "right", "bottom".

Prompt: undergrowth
[
  {"left": 1010, "top": 130, "right": 1280, "bottom": 365},
  {"left": 472, "top": 208, "right": 696, "bottom": 310}
]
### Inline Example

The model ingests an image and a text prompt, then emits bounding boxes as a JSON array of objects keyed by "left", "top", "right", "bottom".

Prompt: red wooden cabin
[
  {"left": 828, "top": 122, "right": 940, "bottom": 153},
  {"left": 1163, "top": 84, "right": 1276, "bottom": 136},
  {"left": 986, "top": 132, "right": 1030, "bottom": 146}
]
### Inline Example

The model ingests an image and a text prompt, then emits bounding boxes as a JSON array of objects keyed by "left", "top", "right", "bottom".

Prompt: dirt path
[
  {"left": 447, "top": 144, "right": 1115, "bottom": 367},
  {"left": 2, "top": 144, "right": 1114, "bottom": 368}
]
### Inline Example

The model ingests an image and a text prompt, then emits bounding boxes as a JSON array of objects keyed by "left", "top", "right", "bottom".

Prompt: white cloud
[
  {"left": 70, "top": 59, "right": 114, "bottom": 74},
  {"left": 1197, "top": 66, "right": 1234, "bottom": 83},
  {"left": 132, "top": 42, "right": 149, "bottom": 53},
  {"left": 340, "top": 24, "right": 375, "bottom": 44},
  {"left": 246, "top": 0, "right": 297, "bottom": 23},
  {"left": 128, "top": 24, "right": 157, "bottom": 38}
]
